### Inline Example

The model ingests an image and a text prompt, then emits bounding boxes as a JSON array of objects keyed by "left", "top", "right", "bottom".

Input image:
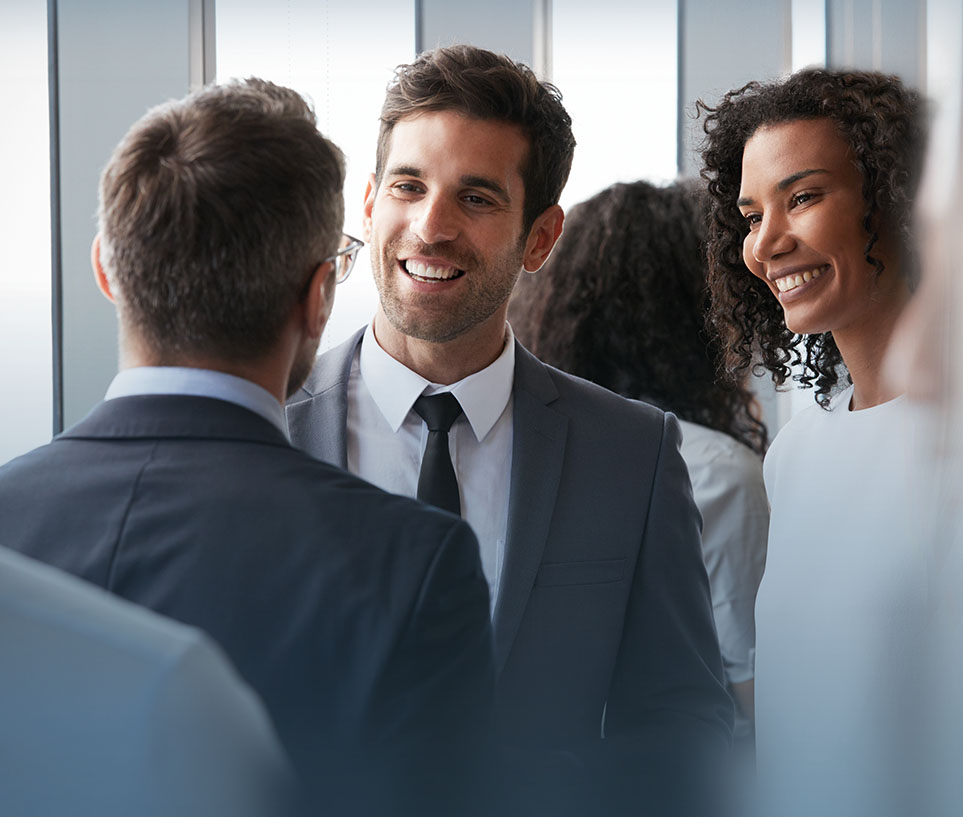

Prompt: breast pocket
[{"left": 534, "top": 557, "right": 627, "bottom": 587}]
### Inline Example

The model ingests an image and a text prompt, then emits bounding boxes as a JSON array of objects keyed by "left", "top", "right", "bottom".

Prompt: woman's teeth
[{"left": 776, "top": 267, "right": 824, "bottom": 293}]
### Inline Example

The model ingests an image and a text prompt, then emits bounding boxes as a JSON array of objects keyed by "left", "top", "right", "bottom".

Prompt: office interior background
[{"left": 1, "top": 0, "right": 961, "bottom": 467}]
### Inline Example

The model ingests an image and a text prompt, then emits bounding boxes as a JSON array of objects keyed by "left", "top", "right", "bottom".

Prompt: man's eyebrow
[
  {"left": 385, "top": 164, "right": 422, "bottom": 178},
  {"left": 738, "top": 168, "right": 830, "bottom": 207},
  {"left": 461, "top": 175, "right": 510, "bottom": 201}
]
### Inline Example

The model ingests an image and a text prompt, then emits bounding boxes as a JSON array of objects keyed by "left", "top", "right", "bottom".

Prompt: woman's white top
[{"left": 754, "top": 384, "right": 927, "bottom": 817}]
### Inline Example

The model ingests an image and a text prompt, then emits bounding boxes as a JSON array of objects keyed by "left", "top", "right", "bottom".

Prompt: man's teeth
[
  {"left": 405, "top": 260, "right": 459, "bottom": 280},
  {"left": 776, "top": 267, "right": 824, "bottom": 293}
]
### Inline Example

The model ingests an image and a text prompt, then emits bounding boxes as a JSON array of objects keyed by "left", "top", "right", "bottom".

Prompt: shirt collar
[
  {"left": 104, "top": 366, "right": 289, "bottom": 438},
  {"left": 359, "top": 322, "right": 515, "bottom": 442}
]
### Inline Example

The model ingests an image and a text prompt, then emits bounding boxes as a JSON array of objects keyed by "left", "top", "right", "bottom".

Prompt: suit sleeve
[
  {"left": 601, "top": 412, "right": 734, "bottom": 815},
  {"left": 369, "top": 516, "right": 496, "bottom": 817}
]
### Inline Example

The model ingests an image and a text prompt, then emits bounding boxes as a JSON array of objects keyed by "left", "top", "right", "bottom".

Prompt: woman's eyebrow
[
  {"left": 738, "top": 168, "right": 830, "bottom": 207},
  {"left": 777, "top": 168, "right": 829, "bottom": 190}
]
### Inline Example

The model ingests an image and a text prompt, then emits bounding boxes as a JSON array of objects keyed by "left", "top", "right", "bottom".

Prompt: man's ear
[
  {"left": 362, "top": 173, "right": 378, "bottom": 242},
  {"left": 302, "top": 260, "right": 337, "bottom": 341},
  {"left": 90, "top": 234, "right": 116, "bottom": 303},
  {"left": 522, "top": 205, "right": 565, "bottom": 273}
]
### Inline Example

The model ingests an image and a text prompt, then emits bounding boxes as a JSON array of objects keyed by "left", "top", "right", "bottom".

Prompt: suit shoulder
[{"left": 538, "top": 360, "right": 667, "bottom": 429}]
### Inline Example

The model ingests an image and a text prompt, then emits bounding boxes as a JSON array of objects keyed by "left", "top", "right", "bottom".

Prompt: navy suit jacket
[
  {"left": 0, "top": 394, "right": 494, "bottom": 816},
  {"left": 288, "top": 330, "right": 733, "bottom": 813}
]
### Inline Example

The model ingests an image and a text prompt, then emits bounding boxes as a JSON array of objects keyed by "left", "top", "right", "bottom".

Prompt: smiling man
[{"left": 287, "top": 45, "right": 732, "bottom": 815}]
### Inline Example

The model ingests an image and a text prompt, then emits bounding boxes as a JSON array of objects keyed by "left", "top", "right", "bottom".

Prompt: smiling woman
[
  {"left": 699, "top": 69, "right": 928, "bottom": 817},
  {"left": 737, "top": 117, "right": 910, "bottom": 349},
  {"left": 700, "top": 69, "right": 924, "bottom": 409}
]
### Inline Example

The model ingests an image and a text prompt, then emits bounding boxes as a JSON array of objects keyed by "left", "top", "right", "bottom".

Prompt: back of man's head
[
  {"left": 376, "top": 45, "right": 575, "bottom": 232},
  {"left": 98, "top": 78, "right": 345, "bottom": 363}
]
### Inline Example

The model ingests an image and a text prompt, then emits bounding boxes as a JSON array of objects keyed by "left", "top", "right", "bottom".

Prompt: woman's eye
[
  {"left": 743, "top": 212, "right": 762, "bottom": 229},
  {"left": 791, "top": 192, "right": 814, "bottom": 207}
]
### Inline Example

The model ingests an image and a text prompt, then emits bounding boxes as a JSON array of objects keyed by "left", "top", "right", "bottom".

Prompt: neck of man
[
  {"left": 372, "top": 309, "right": 508, "bottom": 386},
  {"left": 832, "top": 284, "right": 912, "bottom": 411}
]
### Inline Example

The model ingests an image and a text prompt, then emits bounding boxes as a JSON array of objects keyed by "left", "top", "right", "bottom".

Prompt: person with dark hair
[
  {"left": 510, "top": 179, "right": 769, "bottom": 741},
  {"left": 0, "top": 78, "right": 494, "bottom": 816},
  {"left": 699, "top": 69, "right": 927, "bottom": 815},
  {"left": 289, "top": 45, "right": 732, "bottom": 815}
]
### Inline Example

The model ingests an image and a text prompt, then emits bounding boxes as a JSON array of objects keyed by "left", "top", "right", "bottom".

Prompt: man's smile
[{"left": 402, "top": 258, "right": 466, "bottom": 282}]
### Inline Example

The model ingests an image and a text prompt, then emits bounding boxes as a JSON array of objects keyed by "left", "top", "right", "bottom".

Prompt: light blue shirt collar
[{"left": 104, "top": 367, "right": 288, "bottom": 438}]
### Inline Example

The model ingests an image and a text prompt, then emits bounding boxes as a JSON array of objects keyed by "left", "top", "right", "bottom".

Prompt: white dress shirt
[
  {"left": 105, "top": 366, "right": 288, "bottom": 438},
  {"left": 347, "top": 322, "right": 514, "bottom": 607}
]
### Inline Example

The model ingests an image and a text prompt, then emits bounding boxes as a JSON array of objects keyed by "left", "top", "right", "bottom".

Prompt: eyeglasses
[{"left": 323, "top": 234, "right": 364, "bottom": 284}]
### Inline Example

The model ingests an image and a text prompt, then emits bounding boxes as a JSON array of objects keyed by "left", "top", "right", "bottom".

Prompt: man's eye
[
  {"left": 392, "top": 182, "right": 423, "bottom": 194},
  {"left": 791, "top": 192, "right": 814, "bottom": 207},
  {"left": 463, "top": 194, "right": 493, "bottom": 206}
]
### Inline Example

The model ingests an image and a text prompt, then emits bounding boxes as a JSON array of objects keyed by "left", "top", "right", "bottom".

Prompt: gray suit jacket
[
  {"left": 0, "top": 545, "right": 291, "bottom": 817},
  {"left": 288, "top": 330, "right": 732, "bottom": 812}
]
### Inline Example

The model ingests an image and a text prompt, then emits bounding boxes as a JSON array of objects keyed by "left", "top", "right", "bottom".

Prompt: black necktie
[{"left": 413, "top": 393, "right": 463, "bottom": 516}]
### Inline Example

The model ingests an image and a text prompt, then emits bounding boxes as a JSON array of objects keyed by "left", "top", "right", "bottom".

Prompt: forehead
[
  {"left": 384, "top": 111, "right": 528, "bottom": 187},
  {"left": 740, "top": 118, "right": 857, "bottom": 190}
]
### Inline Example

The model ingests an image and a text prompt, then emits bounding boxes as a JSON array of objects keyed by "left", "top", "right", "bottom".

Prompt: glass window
[
  {"left": 552, "top": 0, "right": 678, "bottom": 211},
  {"left": 0, "top": 1, "right": 52, "bottom": 465},
  {"left": 216, "top": 0, "right": 416, "bottom": 350}
]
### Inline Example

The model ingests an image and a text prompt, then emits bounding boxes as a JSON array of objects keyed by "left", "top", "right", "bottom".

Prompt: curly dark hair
[
  {"left": 698, "top": 68, "right": 926, "bottom": 406},
  {"left": 377, "top": 44, "right": 575, "bottom": 232},
  {"left": 509, "top": 179, "right": 768, "bottom": 454}
]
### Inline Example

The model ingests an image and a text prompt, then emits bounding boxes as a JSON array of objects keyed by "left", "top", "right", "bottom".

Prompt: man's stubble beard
[
  {"left": 286, "top": 334, "right": 321, "bottom": 398},
  {"left": 372, "top": 235, "right": 526, "bottom": 345}
]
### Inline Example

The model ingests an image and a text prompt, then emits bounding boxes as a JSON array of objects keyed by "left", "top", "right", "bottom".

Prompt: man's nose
[
  {"left": 411, "top": 194, "right": 459, "bottom": 244},
  {"left": 752, "top": 211, "right": 794, "bottom": 264}
]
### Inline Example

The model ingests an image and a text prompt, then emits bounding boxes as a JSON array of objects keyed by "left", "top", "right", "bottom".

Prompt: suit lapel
[
  {"left": 492, "top": 343, "right": 567, "bottom": 675},
  {"left": 285, "top": 329, "right": 364, "bottom": 468}
]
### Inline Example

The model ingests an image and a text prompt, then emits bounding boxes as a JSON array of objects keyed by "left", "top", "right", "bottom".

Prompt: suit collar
[
  {"left": 285, "top": 328, "right": 364, "bottom": 468},
  {"left": 104, "top": 366, "right": 287, "bottom": 438},
  {"left": 296, "top": 328, "right": 364, "bottom": 399},
  {"left": 60, "top": 394, "right": 291, "bottom": 448},
  {"left": 492, "top": 342, "right": 567, "bottom": 674}
]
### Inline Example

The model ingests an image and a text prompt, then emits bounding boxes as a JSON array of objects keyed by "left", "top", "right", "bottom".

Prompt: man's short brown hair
[
  {"left": 98, "top": 78, "right": 345, "bottom": 362},
  {"left": 376, "top": 45, "right": 575, "bottom": 232}
]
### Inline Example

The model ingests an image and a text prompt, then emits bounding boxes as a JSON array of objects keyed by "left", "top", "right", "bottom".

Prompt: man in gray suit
[
  {"left": 1, "top": 545, "right": 292, "bottom": 817},
  {"left": 287, "top": 45, "right": 732, "bottom": 814},
  {"left": 0, "top": 78, "right": 493, "bottom": 816}
]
